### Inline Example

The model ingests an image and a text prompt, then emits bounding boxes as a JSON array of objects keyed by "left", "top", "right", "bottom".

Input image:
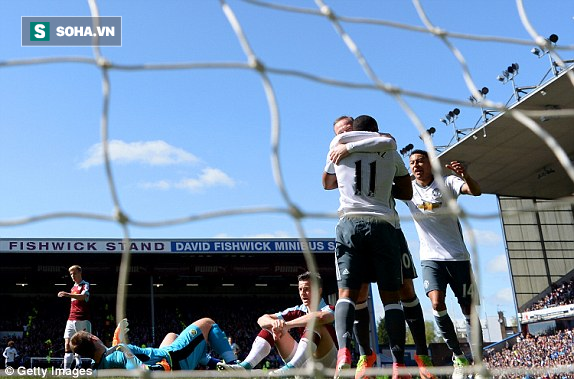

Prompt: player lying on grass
[{"left": 70, "top": 317, "right": 237, "bottom": 370}]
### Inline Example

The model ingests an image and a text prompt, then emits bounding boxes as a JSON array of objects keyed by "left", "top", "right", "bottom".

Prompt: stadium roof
[
  {"left": 439, "top": 65, "right": 574, "bottom": 314},
  {"left": 439, "top": 65, "right": 574, "bottom": 200}
]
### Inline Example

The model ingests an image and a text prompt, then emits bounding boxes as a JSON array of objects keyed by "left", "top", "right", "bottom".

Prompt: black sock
[
  {"left": 384, "top": 304, "right": 406, "bottom": 364},
  {"left": 335, "top": 298, "right": 356, "bottom": 350},
  {"left": 353, "top": 302, "right": 372, "bottom": 356},
  {"left": 434, "top": 309, "right": 463, "bottom": 356},
  {"left": 403, "top": 297, "right": 429, "bottom": 356}
]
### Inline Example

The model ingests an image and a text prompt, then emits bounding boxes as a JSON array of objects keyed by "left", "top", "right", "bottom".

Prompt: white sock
[
  {"left": 74, "top": 354, "right": 82, "bottom": 367},
  {"left": 283, "top": 341, "right": 298, "bottom": 363},
  {"left": 64, "top": 352, "right": 74, "bottom": 369},
  {"left": 288, "top": 337, "right": 317, "bottom": 368},
  {"left": 243, "top": 336, "right": 272, "bottom": 368}
]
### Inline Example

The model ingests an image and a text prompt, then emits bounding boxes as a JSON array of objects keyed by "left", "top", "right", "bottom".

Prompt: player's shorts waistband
[{"left": 338, "top": 213, "right": 393, "bottom": 224}]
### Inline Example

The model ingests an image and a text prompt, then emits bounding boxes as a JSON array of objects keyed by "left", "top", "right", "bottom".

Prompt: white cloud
[
  {"left": 175, "top": 168, "right": 235, "bottom": 191},
  {"left": 139, "top": 180, "right": 171, "bottom": 190},
  {"left": 140, "top": 168, "right": 235, "bottom": 192},
  {"left": 80, "top": 140, "right": 198, "bottom": 168},
  {"left": 488, "top": 254, "right": 509, "bottom": 273},
  {"left": 463, "top": 228, "right": 502, "bottom": 246}
]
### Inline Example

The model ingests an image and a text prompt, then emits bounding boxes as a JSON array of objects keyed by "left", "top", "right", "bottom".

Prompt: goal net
[{"left": 2, "top": 0, "right": 573, "bottom": 378}]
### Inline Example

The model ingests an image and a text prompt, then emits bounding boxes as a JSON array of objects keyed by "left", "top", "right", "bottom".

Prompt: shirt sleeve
[
  {"left": 276, "top": 306, "right": 303, "bottom": 321},
  {"left": 119, "top": 345, "right": 146, "bottom": 370},
  {"left": 320, "top": 303, "right": 335, "bottom": 315},
  {"left": 392, "top": 151, "right": 409, "bottom": 177},
  {"left": 446, "top": 175, "right": 465, "bottom": 197},
  {"left": 324, "top": 134, "right": 343, "bottom": 174},
  {"left": 82, "top": 282, "right": 90, "bottom": 301},
  {"left": 324, "top": 158, "right": 336, "bottom": 174},
  {"left": 100, "top": 345, "right": 147, "bottom": 370},
  {"left": 346, "top": 136, "right": 397, "bottom": 154},
  {"left": 337, "top": 131, "right": 379, "bottom": 144}
]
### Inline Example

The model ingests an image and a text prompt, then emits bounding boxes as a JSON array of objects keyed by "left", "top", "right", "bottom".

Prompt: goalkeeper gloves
[{"left": 112, "top": 318, "right": 129, "bottom": 346}]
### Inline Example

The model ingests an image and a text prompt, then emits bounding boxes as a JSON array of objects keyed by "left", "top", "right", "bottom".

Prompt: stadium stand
[
  {"left": 483, "top": 328, "right": 574, "bottom": 379},
  {"left": 524, "top": 278, "right": 574, "bottom": 312}
]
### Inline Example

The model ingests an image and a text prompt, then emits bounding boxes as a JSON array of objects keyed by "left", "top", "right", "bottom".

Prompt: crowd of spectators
[
  {"left": 524, "top": 279, "right": 574, "bottom": 313},
  {"left": 483, "top": 327, "right": 574, "bottom": 379}
]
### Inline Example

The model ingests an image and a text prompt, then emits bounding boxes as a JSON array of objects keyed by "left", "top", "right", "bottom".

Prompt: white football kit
[
  {"left": 407, "top": 175, "right": 470, "bottom": 261},
  {"left": 325, "top": 131, "right": 408, "bottom": 227},
  {"left": 325, "top": 131, "right": 406, "bottom": 227}
]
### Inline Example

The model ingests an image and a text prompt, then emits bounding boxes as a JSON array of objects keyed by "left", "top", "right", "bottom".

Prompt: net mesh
[{"left": 2, "top": 0, "right": 574, "bottom": 378}]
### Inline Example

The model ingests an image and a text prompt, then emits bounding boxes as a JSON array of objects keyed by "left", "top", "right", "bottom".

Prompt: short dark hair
[
  {"left": 70, "top": 331, "right": 96, "bottom": 358},
  {"left": 409, "top": 149, "right": 428, "bottom": 158},
  {"left": 333, "top": 115, "right": 353, "bottom": 126},
  {"left": 298, "top": 271, "right": 322, "bottom": 287},
  {"left": 353, "top": 115, "right": 378, "bottom": 132}
]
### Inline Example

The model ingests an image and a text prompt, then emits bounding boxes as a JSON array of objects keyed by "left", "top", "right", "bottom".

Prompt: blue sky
[{"left": 1, "top": 1, "right": 573, "bottom": 325}]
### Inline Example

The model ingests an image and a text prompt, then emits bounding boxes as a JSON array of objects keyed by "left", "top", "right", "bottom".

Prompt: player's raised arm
[
  {"left": 446, "top": 161, "right": 482, "bottom": 196},
  {"left": 329, "top": 134, "right": 397, "bottom": 165}
]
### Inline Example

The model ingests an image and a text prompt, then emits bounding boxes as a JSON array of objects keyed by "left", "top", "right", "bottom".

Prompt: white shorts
[
  {"left": 312, "top": 344, "right": 337, "bottom": 368},
  {"left": 299, "top": 344, "right": 337, "bottom": 369},
  {"left": 281, "top": 341, "right": 337, "bottom": 369},
  {"left": 64, "top": 320, "right": 92, "bottom": 339}
]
